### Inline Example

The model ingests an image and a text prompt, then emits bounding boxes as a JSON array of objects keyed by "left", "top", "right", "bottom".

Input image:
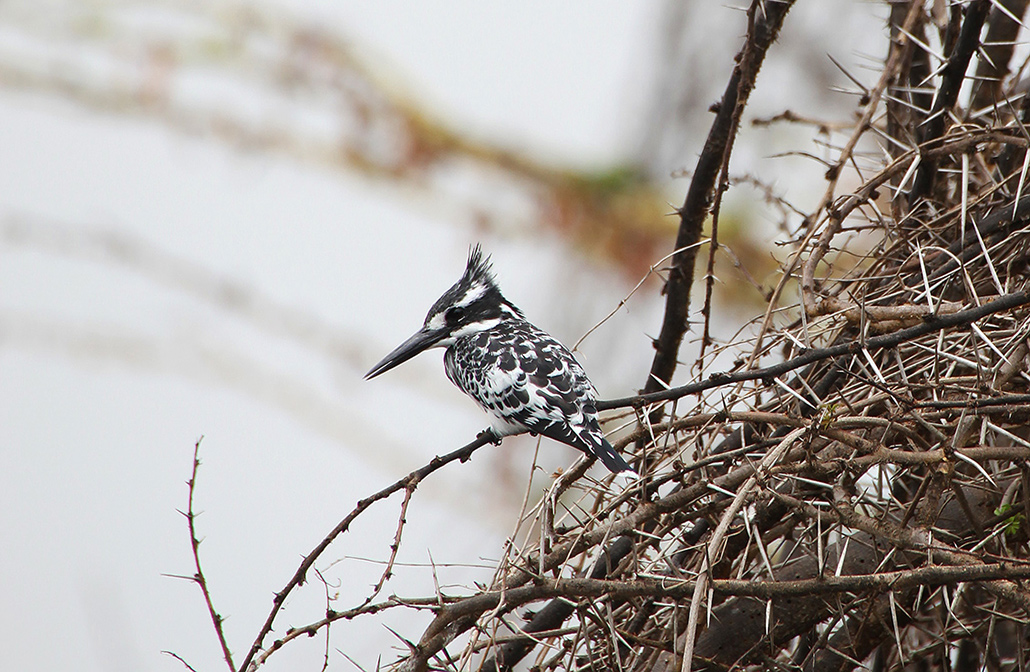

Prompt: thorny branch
[
  {"left": 907, "top": 0, "right": 991, "bottom": 205},
  {"left": 599, "top": 288, "right": 1030, "bottom": 411},
  {"left": 173, "top": 439, "right": 236, "bottom": 672},
  {"left": 644, "top": 0, "right": 796, "bottom": 400},
  {"left": 237, "top": 432, "right": 496, "bottom": 671}
]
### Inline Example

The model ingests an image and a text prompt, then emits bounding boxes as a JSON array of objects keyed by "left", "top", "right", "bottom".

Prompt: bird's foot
[{"left": 478, "top": 429, "right": 503, "bottom": 445}]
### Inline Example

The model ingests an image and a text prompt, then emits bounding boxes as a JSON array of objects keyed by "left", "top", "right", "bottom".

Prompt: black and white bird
[{"left": 365, "top": 246, "right": 634, "bottom": 474}]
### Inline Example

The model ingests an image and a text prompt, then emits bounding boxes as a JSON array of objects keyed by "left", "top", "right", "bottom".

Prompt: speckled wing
[{"left": 444, "top": 321, "right": 632, "bottom": 472}]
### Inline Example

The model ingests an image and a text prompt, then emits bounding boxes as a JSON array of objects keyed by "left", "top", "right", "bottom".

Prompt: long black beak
[{"left": 365, "top": 327, "right": 446, "bottom": 379}]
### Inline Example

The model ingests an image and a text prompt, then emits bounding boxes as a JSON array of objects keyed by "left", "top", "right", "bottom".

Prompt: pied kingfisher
[{"left": 365, "top": 245, "right": 634, "bottom": 474}]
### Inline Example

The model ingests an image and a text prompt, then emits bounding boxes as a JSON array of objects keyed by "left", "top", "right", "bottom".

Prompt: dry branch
[{"left": 645, "top": 0, "right": 796, "bottom": 399}]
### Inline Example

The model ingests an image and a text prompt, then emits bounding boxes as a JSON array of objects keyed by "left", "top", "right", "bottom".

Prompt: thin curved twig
[
  {"left": 183, "top": 439, "right": 237, "bottom": 672},
  {"left": 239, "top": 432, "right": 495, "bottom": 671}
]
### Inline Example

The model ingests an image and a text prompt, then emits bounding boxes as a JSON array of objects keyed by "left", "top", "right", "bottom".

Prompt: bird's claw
[{"left": 478, "top": 429, "right": 503, "bottom": 445}]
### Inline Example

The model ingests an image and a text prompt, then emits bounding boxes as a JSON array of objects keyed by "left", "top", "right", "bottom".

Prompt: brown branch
[
  {"left": 908, "top": 0, "right": 991, "bottom": 205},
  {"left": 970, "top": 0, "right": 1029, "bottom": 111},
  {"left": 425, "top": 562, "right": 1030, "bottom": 610},
  {"left": 777, "top": 488, "right": 1030, "bottom": 615},
  {"left": 238, "top": 432, "right": 495, "bottom": 671},
  {"left": 599, "top": 288, "right": 1030, "bottom": 411},
  {"left": 715, "top": 561, "right": 1030, "bottom": 596},
  {"left": 362, "top": 480, "right": 415, "bottom": 608},
  {"left": 855, "top": 444, "right": 1030, "bottom": 468},
  {"left": 915, "top": 393, "right": 1030, "bottom": 409},
  {"left": 183, "top": 439, "right": 237, "bottom": 672},
  {"left": 313, "top": 570, "right": 333, "bottom": 672},
  {"left": 644, "top": 0, "right": 796, "bottom": 399},
  {"left": 808, "top": 297, "right": 965, "bottom": 326},
  {"left": 248, "top": 597, "right": 447, "bottom": 670}
]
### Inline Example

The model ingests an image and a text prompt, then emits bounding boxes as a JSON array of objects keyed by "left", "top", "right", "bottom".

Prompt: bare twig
[
  {"left": 908, "top": 0, "right": 992, "bottom": 205},
  {"left": 360, "top": 480, "right": 416, "bottom": 608},
  {"left": 162, "top": 650, "right": 202, "bottom": 672},
  {"left": 600, "top": 289, "right": 1030, "bottom": 410},
  {"left": 239, "top": 432, "right": 495, "bottom": 671},
  {"left": 645, "top": 0, "right": 796, "bottom": 400},
  {"left": 182, "top": 438, "right": 237, "bottom": 672}
]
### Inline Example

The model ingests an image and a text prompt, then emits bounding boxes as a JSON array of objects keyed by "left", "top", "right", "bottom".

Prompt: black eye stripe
[{"left": 445, "top": 306, "right": 465, "bottom": 323}]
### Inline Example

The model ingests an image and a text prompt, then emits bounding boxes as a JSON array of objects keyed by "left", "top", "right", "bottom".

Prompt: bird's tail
[{"left": 593, "top": 436, "right": 636, "bottom": 474}]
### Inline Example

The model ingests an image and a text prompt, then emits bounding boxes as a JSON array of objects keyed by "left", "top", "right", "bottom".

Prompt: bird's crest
[
  {"left": 448, "top": 244, "right": 522, "bottom": 319},
  {"left": 462, "top": 244, "right": 496, "bottom": 290}
]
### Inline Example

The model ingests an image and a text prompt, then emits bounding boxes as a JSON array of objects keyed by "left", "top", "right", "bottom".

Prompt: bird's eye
[{"left": 445, "top": 306, "right": 465, "bottom": 323}]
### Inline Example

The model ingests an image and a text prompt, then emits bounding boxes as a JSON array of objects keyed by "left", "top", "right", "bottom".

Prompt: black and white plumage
[{"left": 365, "top": 246, "right": 634, "bottom": 474}]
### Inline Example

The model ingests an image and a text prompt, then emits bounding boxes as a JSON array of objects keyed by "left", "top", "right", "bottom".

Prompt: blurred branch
[
  {"left": 0, "top": 0, "right": 672, "bottom": 272},
  {"left": 1, "top": 213, "right": 367, "bottom": 364},
  {"left": 644, "top": 0, "right": 796, "bottom": 401},
  {"left": 970, "top": 0, "right": 1029, "bottom": 111},
  {"left": 908, "top": 0, "right": 991, "bottom": 205}
]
